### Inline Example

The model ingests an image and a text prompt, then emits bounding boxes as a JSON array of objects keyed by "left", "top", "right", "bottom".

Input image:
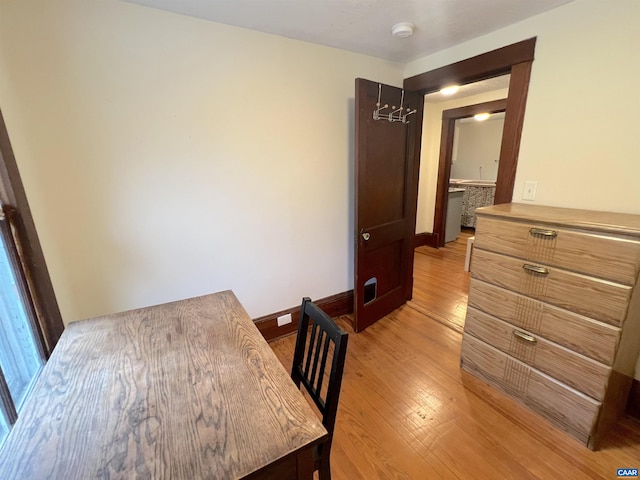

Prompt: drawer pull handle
[
  {"left": 513, "top": 330, "right": 537, "bottom": 343},
  {"left": 529, "top": 228, "right": 557, "bottom": 238},
  {"left": 523, "top": 264, "right": 549, "bottom": 275}
]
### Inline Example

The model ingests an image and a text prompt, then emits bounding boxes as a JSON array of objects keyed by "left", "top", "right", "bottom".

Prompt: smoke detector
[{"left": 391, "top": 22, "right": 415, "bottom": 38}]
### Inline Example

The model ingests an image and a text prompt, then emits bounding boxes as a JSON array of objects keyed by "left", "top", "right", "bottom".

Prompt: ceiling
[{"left": 126, "top": 0, "right": 573, "bottom": 62}]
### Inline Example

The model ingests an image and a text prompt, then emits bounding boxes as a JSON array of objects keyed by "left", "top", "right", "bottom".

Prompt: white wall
[
  {"left": 407, "top": 0, "right": 640, "bottom": 378},
  {"left": 416, "top": 89, "right": 507, "bottom": 233},
  {"left": 451, "top": 117, "right": 504, "bottom": 181},
  {"left": 0, "top": 0, "right": 403, "bottom": 323}
]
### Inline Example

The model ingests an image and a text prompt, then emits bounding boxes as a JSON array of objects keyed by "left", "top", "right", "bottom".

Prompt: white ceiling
[{"left": 126, "top": 0, "right": 573, "bottom": 62}]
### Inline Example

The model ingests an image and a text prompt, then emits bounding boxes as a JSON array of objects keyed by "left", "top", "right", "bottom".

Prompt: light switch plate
[{"left": 523, "top": 181, "right": 537, "bottom": 201}]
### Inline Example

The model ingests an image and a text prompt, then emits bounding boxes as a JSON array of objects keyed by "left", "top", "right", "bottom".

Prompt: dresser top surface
[{"left": 476, "top": 203, "right": 640, "bottom": 237}]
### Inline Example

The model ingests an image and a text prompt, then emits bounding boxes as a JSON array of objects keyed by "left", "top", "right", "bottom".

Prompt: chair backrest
[{"left": 291, "top": 297, "right": 349, "bottom": 446}]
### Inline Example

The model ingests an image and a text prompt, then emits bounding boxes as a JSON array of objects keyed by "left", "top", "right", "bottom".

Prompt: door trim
[
  {"left": 414, "top": 232, "right": 439, "bottom": 248},
  {"left": 404, "top": 38, "right": 536, "bottom": 92},
  {"left": 495, "top": 61, "right": 533, "bottom": 204},
  {"left": 433, "top": 99, "right": 507, "bottom": 246}
]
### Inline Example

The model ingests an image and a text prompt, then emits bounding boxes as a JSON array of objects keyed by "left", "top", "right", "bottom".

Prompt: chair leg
[{"left": 318, "top": 456, "right": 331, "bottom": 480}]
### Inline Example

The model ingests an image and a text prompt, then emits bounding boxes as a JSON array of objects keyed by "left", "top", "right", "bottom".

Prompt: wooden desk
[{"left": 0, "top": 291, "right": 327, "bottom": 479}]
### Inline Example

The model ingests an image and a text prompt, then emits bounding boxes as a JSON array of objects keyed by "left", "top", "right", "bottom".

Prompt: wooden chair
[{"left": 291, "top": 297, "right": 349, "bottom": 480}]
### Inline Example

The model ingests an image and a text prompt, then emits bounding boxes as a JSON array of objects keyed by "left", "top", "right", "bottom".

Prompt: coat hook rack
[{"left": 373, "top": 84, "right": 417, "bottom": 124}]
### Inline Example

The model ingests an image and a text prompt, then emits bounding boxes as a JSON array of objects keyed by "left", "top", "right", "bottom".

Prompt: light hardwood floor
[{"left": 270, "top": 232, "right": 640, "bottom": 479}]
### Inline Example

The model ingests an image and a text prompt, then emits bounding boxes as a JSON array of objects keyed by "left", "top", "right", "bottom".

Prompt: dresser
[{"left": 460, "top": 203, "right": 640, "bottom": 449}]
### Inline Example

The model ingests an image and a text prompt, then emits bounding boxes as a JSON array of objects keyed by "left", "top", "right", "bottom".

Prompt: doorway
[
  {"left": 433, "top": 96, "right": 508, "bottom": 246},
  {"left": 448, "top": 112, "right": 506, "bottom": 234},
  {"left": 414, "top": 76, "right": 511, "bottom": 244}
]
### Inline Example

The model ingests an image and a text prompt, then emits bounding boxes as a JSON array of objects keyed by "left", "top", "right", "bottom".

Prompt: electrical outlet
[
  {"left": 277, "top": 313, "right": 292, "bottom": 327},
  {"left": 523, "top": 181, "right": 537, "bottom": 201}
]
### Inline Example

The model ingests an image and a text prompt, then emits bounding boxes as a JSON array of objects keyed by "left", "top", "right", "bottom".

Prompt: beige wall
[
  {"left": 408, "top": 0, "right": 640, "bottom": 378},
  {"left": 0, "top": 0, "right": 403, "bottom": 322}
]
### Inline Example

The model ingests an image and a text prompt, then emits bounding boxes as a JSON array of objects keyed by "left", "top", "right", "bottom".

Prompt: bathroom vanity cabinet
[
  {"left": 460, "top": 203, "right": 640, "bottom": 449},
  {"left": 449, "top": 180, "right": 495, "bottom": 227}
]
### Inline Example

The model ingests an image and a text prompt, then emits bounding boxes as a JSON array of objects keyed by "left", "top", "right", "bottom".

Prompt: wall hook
[{"left": 372, "top": 84, "right": 416, "bottom": 124}]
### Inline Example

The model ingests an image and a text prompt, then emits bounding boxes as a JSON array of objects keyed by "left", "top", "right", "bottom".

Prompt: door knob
[{"left": 362, "top": 232, "right": 371, "bottom": 241}]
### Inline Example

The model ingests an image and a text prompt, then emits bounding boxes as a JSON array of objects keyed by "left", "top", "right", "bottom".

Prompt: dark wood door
[{"left": 354, "top": 78, "right": 421, "bottom": 332}]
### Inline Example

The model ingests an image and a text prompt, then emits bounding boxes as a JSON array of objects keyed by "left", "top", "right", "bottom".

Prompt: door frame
[
  {"left": 404, "top": 37, "right": 536, "bottom": 249},
  {"left": 433, "top": 99, "right": 507, "bottom": 247}
]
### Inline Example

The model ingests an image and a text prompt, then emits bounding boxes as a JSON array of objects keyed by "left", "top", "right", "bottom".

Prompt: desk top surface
[{"left": 0, "top": 290, "right": 327, "bottom": 479}]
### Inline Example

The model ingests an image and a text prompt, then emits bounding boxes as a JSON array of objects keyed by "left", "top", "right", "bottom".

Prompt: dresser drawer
[
  {"left": 471, "top": 248, "right": 632, "bottom": 326},
  {"left": 461, "top": 334, "right": 600, "bottom": 445},
  {"left": 475, "top": 216, "right": 640, "bottom": 285},
  {"left": 465, "top": 307, "right": 610, "bottom": 400},
  {"left": 468, "top": 279, "right": 620, "bottom": 364}
]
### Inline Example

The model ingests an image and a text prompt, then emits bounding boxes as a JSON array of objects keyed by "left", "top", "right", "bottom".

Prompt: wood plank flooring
[
  {"left": 408, "top": 229, "right": 473, "bottom": 333},
  {"left": 270, "top": 231, "right": 640, "bottom": 479}
]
